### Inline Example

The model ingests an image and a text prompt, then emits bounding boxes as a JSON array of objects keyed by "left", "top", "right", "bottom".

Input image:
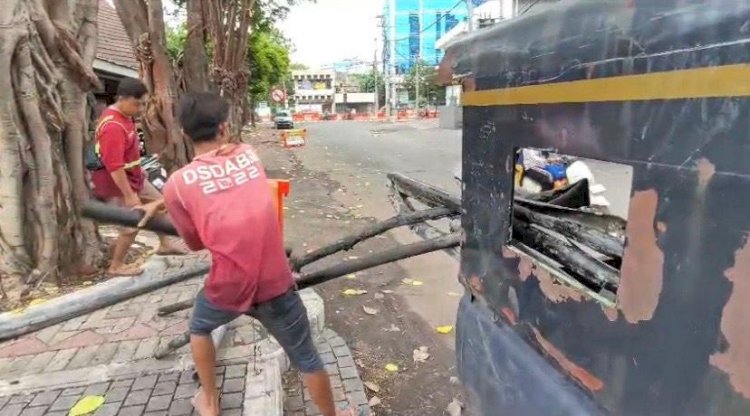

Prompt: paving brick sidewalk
[
  {"left": 0, "top": 248, "right": 367, "bottom": 415},
  {"left": 0, "top": 330, "right": 369, "bottom": 416},
  {"left": 0, "top": 365, "right": 247, "bottom": 416},
  {"left": 0, "top": 256, "right": 208, "bottom": 381},
  {"left": 284, "top": 329, "right": 369, "bottom": 416}
]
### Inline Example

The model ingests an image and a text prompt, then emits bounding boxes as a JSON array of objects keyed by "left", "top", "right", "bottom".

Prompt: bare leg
[
  {"left": 156, "top": 234, "right": 188, "bottom": 255},
  {"left": 109, "top": 231, "right": 142, "bottom": 276},
  {"left": 190, "top": 334, "right": 220, "bottom": 416},
  {"left": 303, "top": 371, "right": 356, "bottom": 416}
]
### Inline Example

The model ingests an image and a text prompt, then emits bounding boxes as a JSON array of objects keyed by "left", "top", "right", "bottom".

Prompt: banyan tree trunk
[
  {"left": 113, "top": 0, "right": 192, "bottom": 172},
  {"left": 205, "top": 0, "right": 254, "bottom": 140},
  {"left": 0, "top": 0, "right": 106, "bottom": 293}
]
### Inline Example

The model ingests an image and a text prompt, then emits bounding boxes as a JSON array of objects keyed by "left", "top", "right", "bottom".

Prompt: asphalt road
[{"left": 294, "top": 120, "right": 464, "bottom": 350}]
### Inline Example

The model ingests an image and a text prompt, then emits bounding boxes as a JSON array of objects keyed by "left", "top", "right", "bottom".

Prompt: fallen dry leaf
[
  {"left": 28, "top": 299, "right": 46, "bottom": 306},
  {"left": 413, "top": 346, "right": 430, "bottom": 363},
  {"left": 362, "top": 306, "right": 378, "bottom": 315},
  {"left": 384, "top": 324, "right": 401, "bottom": 332},
  {"left": 446, "top": 398, "right": 463, "bottom": 416},
  {"left": 342, "top": 289, "right": 368, "bottom": 296},
  {"left": 374, "top": 293, "right": 385, "bottom": 300},
  {"left": 447, "top": 291, "right": 462, "bottom": 297},
  {"left": 450, "top": 376, "right": 460, "bottom": 385},
  {"left": 436, "top": 325, "right": 454, "bottom": 334},
  {"left": 345, "top": 274, "right": 357, "bottom": 279},
  {"left": 363, "top": 381, "right": 381, "bottom": 393},
  {"left": 402, "top": 278, "right": 424, "bottom": 286},
  {"left": 381, "top": 290, "right": 394, "bottom": 294},
  {"left": 69, "top": 395, "right": 106, "bottom": 416},
  {"left": 368, "top": 396, "right": 382, "bottom": 407},
  {"left": 385, "top": 363, "right": 399, "bottom": 372}
]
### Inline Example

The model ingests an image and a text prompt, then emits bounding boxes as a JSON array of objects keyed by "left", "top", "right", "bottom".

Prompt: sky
[{"left": 280, "top": 0, "right": 385, "bottom": 70}]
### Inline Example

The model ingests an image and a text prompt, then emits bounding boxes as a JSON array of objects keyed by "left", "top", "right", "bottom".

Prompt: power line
[
  {"left": 390, "top": 0, "right": 465, "bottom": 43},
  {"left": 519, "top": 0, "right": 542, "bottom": 16}
]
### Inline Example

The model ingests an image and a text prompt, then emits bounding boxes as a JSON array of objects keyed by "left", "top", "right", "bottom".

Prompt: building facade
[
  {"left": 292, "top": 70, "right": 336, "bottom": 113},
  {"left": 383, "top": 0, "right": 488, "bottom": 75}
]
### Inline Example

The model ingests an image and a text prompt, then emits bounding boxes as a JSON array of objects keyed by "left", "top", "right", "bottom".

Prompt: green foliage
[
  {"left": 403, "top": 60, "right": 444, "bottom": 107},
  {"left": 354, "top": 70, "right": 385, "bottom": 108},
  {"left": 247, "top": 28, "right": 291, "bottom": 103},
  {"left": 166, "top": 0, "right": 303, "bottom": 105},
  {"left": 165, "top": 24, "right": 187, "bottom": 65},
  {"left": 246, "top": 0, "right": 294, "bottom": 105}
]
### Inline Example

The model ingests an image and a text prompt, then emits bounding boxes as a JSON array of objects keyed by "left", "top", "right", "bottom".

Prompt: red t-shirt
[
  {"left": 91, "top": 106, "right": 145, "bottom": 200},
  {"left": 163, "top": 144, "right": 294, "bottom": 312}
]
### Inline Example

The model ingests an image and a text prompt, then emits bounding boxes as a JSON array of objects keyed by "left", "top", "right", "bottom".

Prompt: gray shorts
[{"left": 189, "top": 288, "right": 323, "bottom": 373}]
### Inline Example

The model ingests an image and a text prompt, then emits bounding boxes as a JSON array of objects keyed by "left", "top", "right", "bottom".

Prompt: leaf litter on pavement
[
  {"left": 68, "top": 395, "right": 105, "bottom": 416},
  {"left": 362, "top": 305, "right": 379, "bottom": 315},
  {"left": 385, "top": 363, "right": 399, "bottom": 372},
  {"left": 413, "top": 346, "right": 430, "bottom": 363},
  {"left": 436, "top": 325, "right": 454, "bottom": 334},
  {"left": 446, "top": 398, "right": 464, "bottom": 416},
  {"left": 364, "top": 381, "right": 381, "bottom": 393},
  {"left": 342, "top": 288, "right": 367, "bottom": 296}
]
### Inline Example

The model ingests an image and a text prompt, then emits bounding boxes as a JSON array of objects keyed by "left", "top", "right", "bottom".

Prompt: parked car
[{"left": 274, "top": 110, "right": 294, "bottom": 129}]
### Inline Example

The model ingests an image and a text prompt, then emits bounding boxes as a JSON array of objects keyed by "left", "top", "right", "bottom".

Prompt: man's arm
[
  {"left": 162, "top": 184, "right": 205, "bottom": 251},
  {"left": 99, "top": 124, "right": 140, "bottom": 206},
  {"left": 111, "top": 169, "right": 140, "bottom": 206}
]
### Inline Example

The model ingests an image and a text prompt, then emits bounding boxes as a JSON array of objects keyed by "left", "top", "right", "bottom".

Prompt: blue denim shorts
[{"left": 189, "top": 288, "right": 324, "bottom": 373}]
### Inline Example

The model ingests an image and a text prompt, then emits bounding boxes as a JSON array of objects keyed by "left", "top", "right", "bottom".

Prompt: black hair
[
  {"left": 116, "top": 78, "right": 148, "bottom": 99},
  {"left": 178, "top": 92, "right": 230, "bottom": 142}
]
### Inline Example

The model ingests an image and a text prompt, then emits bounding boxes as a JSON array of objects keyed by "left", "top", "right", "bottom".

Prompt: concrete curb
[{"left": 238, "top": 288, "right": 323, "bottom": 416}]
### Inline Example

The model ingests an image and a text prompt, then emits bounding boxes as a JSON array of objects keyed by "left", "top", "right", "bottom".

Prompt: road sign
[
  {"left": 280, "top": 129, "right": 307, "bottom": 148},
  {"left": 271, "top": 89, "right": 286, "bottom": 103}
]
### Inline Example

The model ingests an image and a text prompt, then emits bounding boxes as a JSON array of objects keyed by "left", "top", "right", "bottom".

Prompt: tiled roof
[{"left": 96, "top": 0, "right": 138, "bottom": 70}]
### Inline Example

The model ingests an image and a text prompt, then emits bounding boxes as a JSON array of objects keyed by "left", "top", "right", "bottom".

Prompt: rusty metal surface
[{"left": 446, "top": 1, "right": 750, "bottom": 415}]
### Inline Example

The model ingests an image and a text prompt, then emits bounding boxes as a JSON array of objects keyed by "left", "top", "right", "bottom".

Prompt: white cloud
[{"left": 281, "top": 0, "right": 385, "bottom": 69}]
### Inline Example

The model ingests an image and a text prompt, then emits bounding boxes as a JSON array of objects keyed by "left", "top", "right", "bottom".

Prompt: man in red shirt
[
  {"left": 137, "top": 93, "right": 355, "bottom": 416},
  {"left": 91, "top": 78, "right": 185, "bottom": 276}
]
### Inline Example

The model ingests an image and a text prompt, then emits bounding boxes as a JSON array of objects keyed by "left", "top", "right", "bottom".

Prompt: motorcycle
[{"left": 138, "top": 129, "right": 168, "bottom": 192}]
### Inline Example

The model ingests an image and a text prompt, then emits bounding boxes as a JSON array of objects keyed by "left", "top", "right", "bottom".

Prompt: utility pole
[
  {"left": 389, "top": 0, "right": 396, "bottom": 117},
  {"left": 381, "top": 7, "right": 392, "bottom": 119},
  {"left": 415, "top": 0, "right": 422, "bottom": 111},
  {"left": 466, "top": 0, "right": 474, "bottom": 31},
  {"left": 373, "top": 37, "right": 379, "bottom": 113}
]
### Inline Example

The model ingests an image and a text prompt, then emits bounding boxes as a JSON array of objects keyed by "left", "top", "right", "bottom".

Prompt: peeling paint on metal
[
  {"left": 656, "top": 221, "right": 667, "bottom": 234},
  {"left": 697, "top": 158, "right": 716, "bottom": 190},
  {"left": 533, "top": 266, "right": 585, "bottom": 303},
  {"left": 500, "top": 307, "right": 517, "bottom": 325},
  {"left": 602, "top": 306, "right": 618, "bottom": 322},
  {"left": 463, "top": 77, "right": 476, "bottom": 93},
  {"left": 618, "top": 190, "right": 664, "bottom": 323},
  {"left": 710, "top": 235, "right": 750, "bottom": 399},
  {"left": 517, "top": 255, "right": 533, "bottom": 282},
  {"left": 469, "top": 275, "right": 484, "bottom": 294},
  {"left": 531, "top": 328, "right": 604, "bottom": 393}
]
